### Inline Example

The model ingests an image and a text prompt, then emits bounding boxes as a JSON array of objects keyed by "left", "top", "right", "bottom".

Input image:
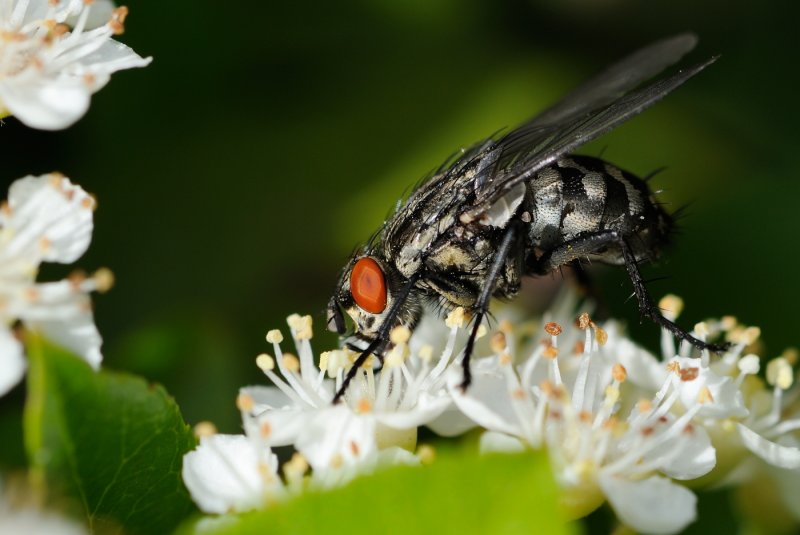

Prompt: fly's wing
[
  {"left": 466, "top": 34, "right": 716, "bottom": 218},
  {"left": 530, "top": 33, "right": 698, "bottom": 128}
]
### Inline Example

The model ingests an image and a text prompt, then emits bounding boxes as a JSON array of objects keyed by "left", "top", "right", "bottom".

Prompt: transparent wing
[
  {"left": 529, "top": 33, "right": 698, "bottom": 128},
  {"left": 465, "top": 35, "right": 716, "bottom": 215}
]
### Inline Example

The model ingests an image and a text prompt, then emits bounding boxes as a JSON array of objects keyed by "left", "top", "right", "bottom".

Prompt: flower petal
[
  {"left": 182, "top": 434, "right": 282, "bottom": 514},
  {"left": 6, "top": 175, "right": 94, "bottom": 264},
  {"left": 479, "top": 431, "right": 526, "bottom": 454},
  {"left": 737, "top": 423, "right": 800, "bottom": 469},
  {"left": 660, "top": 425, "right": 716, "bottom": 480},
  {"left": 0, "top": 76, "right": 91, "bottom": 130},
  {"left": 599, "top": 473, "right": 697, "bottom": 534},
  {"left": 0, "top": 326, "right": 26, "bottom": 397},
  {"left": 24, "top": 281, "right": 102, "bottom": 369}
]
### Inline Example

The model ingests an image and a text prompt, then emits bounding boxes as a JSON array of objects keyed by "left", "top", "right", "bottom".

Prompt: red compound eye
[{"left": 350, "top": 257, "right": 387, "bottom": 314}]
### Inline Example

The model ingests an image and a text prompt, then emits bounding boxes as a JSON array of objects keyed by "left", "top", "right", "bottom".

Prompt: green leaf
[
  {"left": 176, "top": 449, "right": 577, "bottom": 535},
  {"left": 23, "top": 336, "right": 198, "bottom": 534}
]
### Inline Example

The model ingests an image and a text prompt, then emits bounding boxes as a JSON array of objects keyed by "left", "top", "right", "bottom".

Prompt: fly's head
[{"left": 327, "top": 251, "right": 422, "bottom": 350}]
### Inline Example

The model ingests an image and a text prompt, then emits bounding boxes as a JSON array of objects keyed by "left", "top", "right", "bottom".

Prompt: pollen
[
  {"left": 766, "top": 357, "right": 794, "bottom": 390},
  {"left": 612, "top": 363, "right": 627, "bottom": 382},
  {"left": 445, "top": 307, "right": 466, "bottom": 328},
  {"left": 543, "top": 346, "right": 559, "bottom": 359},
  {"left": 592, "top": 324, "right": 608, "bottom": 346},
  {"left": 694, "top": 322, "right": 709, "bottom": 336},
  {"left": 417, "top": 444, "right": 436, "bottom": 465},
  {"left": 356, "top": 398, "right": 373, "bottom": 414},
  {"left": 390, "top": 325, "right": 411, "bottom": 345},
  {"left": 679, "top": 367, "right": 699, "bottom": 382},
  {"left": 282, "top": 353, "right": 301, "bottom": 372},
  {"left": 658, "top": 294, "right": 684, "bottom": 319},
  {"left": 236, "top": 393, "right": 254, "bottom": 412},
  {"left": 698, "top": 387, "right": 714, "bottom": 404},
  {"left": 418, "top": 344, "right": 434, "bottom": 363},
  {"left": 577, "top": 313, "right": 591, "bottom": 330},
  {"left": 720, "top": 315, "right": 738, "bottom": 331},
  {"left": 110, "top": 6, "right": 129, "bottom": 35},
  {"left": 266, "top": 329, "right": 283, "bottom": 344},
  {"left": 491, "top": 332, "right": 507, "bottom": 353},
  {"left": 544, "top": 322, "right": 563, "bottom": 336},
  {"left": 637, "top": 399, "right": 653, "bottom": 413},
  {"left": 256, "top": 353, "right": 275, "bottom": 371},
  {"left": 284, "top": 452, "right": 309, "bottom": 478},
  {"left": 193, "top": 421, "right": 217, "bottom": 438},
  {"left": 666, "top": 361, "right": 681, "bottom": 374},
  {"left": 93, "top": 267, "right": 115, "bottom": 293},
  {"left": 287, "top": 314, "right": 313, "bottom": 340},
  {"left": 499, "top": 320, "right": 514, "bottom": 334},
  {"left": 738, "top": 354, "right": 760, "bottom": 375},
  {"left": 259, "top": 420, "right": 272, "bottom": 438}
]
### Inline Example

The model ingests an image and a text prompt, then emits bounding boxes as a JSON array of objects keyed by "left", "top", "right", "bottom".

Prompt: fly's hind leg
[{"left": 534, "top": 230, "right": 729, "bottom": 353}]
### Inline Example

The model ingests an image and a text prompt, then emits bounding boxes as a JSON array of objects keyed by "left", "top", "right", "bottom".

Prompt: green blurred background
[{"left": 1, "top": 0, "right": 798, "bottom": 531}]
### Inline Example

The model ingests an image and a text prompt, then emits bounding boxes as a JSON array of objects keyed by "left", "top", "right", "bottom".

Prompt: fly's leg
[
  {"left": 332, "top": 272, "right": 422, "bottom": 404},
  {"left": 616, "top": 237, "right": 729, "bottom": 353},
  {"left": 460, "top": 223, "right": 520, "bottom": 391},
  {"left": 534, "top": 230, "right": 729, "bottom": 353}
]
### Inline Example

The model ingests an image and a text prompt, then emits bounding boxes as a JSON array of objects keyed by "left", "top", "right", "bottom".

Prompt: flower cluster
[
  {"left": 0, "top": 173, "right": 110, "bottom": 396},
  {"left": 182, "top": 293, "right": 800, "bottom": 533},
  {"left": 0, "top": 0, "right": 151, "bottom": 129}
]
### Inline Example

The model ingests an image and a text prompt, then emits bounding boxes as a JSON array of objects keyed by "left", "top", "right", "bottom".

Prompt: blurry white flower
[
  {"left": 450, "top": 308, "right": 713, "bottom": 534},
  {"left": 182, "top": 426, "right": 285, "bottom": 514},
  {"left": 0, "top": 0, "right": 151, "bottom": 130},
  {"left": 0, "top": 173, "right": 110, "bottom": 396},
  {"left": 0, "top": 480, "right": 87, "bottom": 535}
]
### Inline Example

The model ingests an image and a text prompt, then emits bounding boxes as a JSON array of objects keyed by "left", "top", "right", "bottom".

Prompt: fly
[{"left": 326, "top": 33, "right": 727, "bottom": 403}]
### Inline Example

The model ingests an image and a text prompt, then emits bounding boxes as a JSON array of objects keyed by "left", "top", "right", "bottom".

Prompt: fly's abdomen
[{"left": 525, "top": 155, "right": 672, "bottom": 263}]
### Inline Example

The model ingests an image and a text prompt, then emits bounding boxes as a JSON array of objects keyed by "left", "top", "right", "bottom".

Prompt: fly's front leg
[{"left": 460, "top": 223, "right": 520, "bottom": 391}]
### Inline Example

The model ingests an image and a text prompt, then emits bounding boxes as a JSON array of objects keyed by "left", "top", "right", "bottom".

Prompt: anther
[
  {"left": 236, "top": 393, "right": 254, "bottom": 412},
  {"left": 544, "top": 322, "right": 562, "bottom": 336},
  {"left": 658, "top": 294, "right": 684, "bottom": 320},
  {"left": 256, "top": 353, "right": 275, "bottom": 371},
  {"left": 266, "top": 329, "right": 283, "bottom": 344},
  {"left": 612, "top": 363, "right": 627, "bottom": 382},
  {"left": 679, "top": 367, "right": 699, "bottom": 382},
  {"left": 577, "top": 313, "right": 591, "bottom": 330},
  {"left": 390, "top": 325, "right": 411, "bottom": 345},
  {"left": 490, "top": 332, "right": 507, "bottom": 353},
  {"left": 445, "top": 307, "right": 466, "bottom": 328},
  {"left": 193, "top": 421, "right": 217, "bottom": 438},
  {"left": 93, "top": 268, "right": 114, "bottom": 293},
  {"left": 282, "top": 353, "right": 300, "bottom": 372},
  {"left": 767, "top": 357, "right": 794, "bottom": 390}
]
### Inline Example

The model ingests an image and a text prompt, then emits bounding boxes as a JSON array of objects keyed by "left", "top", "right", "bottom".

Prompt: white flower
[
  {"left": 0, "top": 173, "right": 110, "bottom": 396},
  {"left": 450, "top": 304, "right": 716, "bottom": 534},
  {"left": 237, "top": 312, "right": 475, "bottom": 488},
  {"left": 653, "top": 300, "right": 800, "bottom": 476},
  {"left": 0, "top": 481, "right": 87, "bottom": 535},
  {"left": 0, "top": 0, "right": 151, "bottom": 130},
  {"left": 182, "top": 429, "right": 285, "bottom": 514}
]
